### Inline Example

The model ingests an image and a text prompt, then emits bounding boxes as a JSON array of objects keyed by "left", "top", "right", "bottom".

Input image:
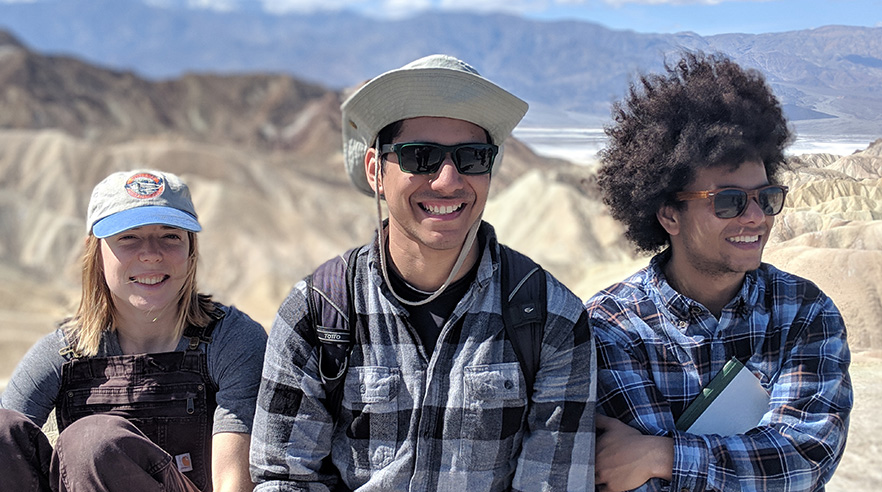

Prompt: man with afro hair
[{"left": 586, "top": 52, "right": 852, "bottom": 492}]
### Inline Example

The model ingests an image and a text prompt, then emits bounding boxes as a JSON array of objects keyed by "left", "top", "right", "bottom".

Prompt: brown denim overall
[{"left": 55, "top": 320, "right": 220, "bottom": 491}]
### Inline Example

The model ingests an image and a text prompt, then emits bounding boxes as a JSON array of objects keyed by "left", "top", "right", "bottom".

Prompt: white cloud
[
  {"left": 371, "top": 0, "right": 771, "bottom": 16},
  {"left": 187, "top": 0, "right": 239, "bottom": 11},
  {"left": 143, "top": 0, "right": 428, "bottom": 16},
  {"left": 258, "top": 0, "right": 547, "bottom": 16},
  {"left": 595, "top": 0, "right": 765, "bottom": 5},
  {"left": 131, "top": 0, "right": 777, "bottom": 16},
  {"left": 439, "top": 0, "right": 529, "bottom": 8},
  {"left": 143, "top": 0, "right": 243, "bottom": 10},
  {"left": 380, "top": 0, "right": 434, "bottom": 17},
  {"left": 437, "top": 0, "right": 553, "bottom": 15},
  {"left": 259, "top": 0, "right": 375, "bottom": 13}
]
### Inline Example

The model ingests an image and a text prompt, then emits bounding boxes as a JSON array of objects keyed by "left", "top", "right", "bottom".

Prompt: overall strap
[
  {"left": 499, "top": 246, "right": 547, "bottom": 399},
  {"left": 184, "top": 303, "right": 226, "bottom": 351}
]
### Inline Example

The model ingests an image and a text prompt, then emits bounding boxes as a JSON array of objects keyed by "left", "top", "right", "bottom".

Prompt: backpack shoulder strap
[
  {"left": 305, "top": 246, "right": 361, "bottom": 408},
  {"left": 499, "top": 245, "right": 547, "bottom": 399}
]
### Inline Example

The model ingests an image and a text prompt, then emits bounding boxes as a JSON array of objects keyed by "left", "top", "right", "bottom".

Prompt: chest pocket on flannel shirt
[
  {"left": 460, "top": 362, "right": 526, "bottom": 471},
  {"left": 344, "top": 365, "right": 401, "bottom": 471}
]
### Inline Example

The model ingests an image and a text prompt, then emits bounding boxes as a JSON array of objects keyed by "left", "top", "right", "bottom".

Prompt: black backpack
[{"left": 305, "top": 244, "right": 547, "bottom": 412}]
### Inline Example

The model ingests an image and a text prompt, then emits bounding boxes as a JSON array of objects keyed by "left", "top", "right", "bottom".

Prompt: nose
[
  {"left": 429, "top": 156, "right": 464, "bottom": 190},
  {"left": 739, "top": 196, "right": 766, "bottom": 222},
  {"left": 139, "top": 237, "right": 163, "bottom": 262}
]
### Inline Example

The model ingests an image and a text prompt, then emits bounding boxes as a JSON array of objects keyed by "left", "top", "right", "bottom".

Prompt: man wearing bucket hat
[
  {"left": 0, "top": 169, "right": 267, "bottom": 491},
  {"left": 251, "top": 55, "right": 596, "bottom": 490}
]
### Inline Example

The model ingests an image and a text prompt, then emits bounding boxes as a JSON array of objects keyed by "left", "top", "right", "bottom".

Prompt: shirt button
[
  {"left": 678, "top": 320, "right": 688, "bottom": 329},
  {"left": 689, "top": 306, "right": 702, "bottom": 316},
  {"left": 504, "top": 380, "right": 514, "bottom": 390}
]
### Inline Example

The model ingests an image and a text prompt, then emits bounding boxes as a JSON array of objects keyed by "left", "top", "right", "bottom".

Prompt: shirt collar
[
  {"left": 646, "top": 249, "right": 758, "bottom": 323},
  {"left": 367, "top": 220, "right": 498, "bottom": 299}
]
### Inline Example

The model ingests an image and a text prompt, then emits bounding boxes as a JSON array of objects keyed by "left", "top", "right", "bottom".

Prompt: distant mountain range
[{"left": 1, "top": 0, "right": 881, "bottom": 135}]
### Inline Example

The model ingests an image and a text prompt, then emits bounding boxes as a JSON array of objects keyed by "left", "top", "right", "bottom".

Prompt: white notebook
[{"left": 676, "top": 357, "right": 770, "bottom": 436}]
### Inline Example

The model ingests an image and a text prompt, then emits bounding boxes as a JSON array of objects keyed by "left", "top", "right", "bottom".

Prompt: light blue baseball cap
[{"left": 87, "top": 169, "right": 202, "bottom": 238}]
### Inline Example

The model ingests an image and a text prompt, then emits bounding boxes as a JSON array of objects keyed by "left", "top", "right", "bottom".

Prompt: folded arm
[{"left": 592, "top": 294, "right": 852, "bottom": 492}]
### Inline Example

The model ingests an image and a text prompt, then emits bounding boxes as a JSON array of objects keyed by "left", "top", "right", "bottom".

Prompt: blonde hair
[{"left": 64, "top": 231, "right": 216, "bottom": 357}]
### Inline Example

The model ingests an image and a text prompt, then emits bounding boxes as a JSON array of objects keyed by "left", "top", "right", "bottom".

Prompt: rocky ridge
[{"left": 0, "top": 29, "right": 880, "bottom": 491}]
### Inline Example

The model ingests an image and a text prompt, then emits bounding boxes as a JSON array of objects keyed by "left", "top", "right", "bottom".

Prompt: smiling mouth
[
  {"left": 728, "top": 235, "right": 760, "bottom": 244},
  {"left": 420, "top": 203, "right": 465, "bottom": 216},
  {"left": 128, "top": 274, "right": 170, "bottom": 285}
]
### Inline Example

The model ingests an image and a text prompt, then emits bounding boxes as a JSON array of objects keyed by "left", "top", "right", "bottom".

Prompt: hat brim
[
  {"left": 91, "top": 205, "right": 202, "bottom": 238},
  {"left": 342, "top": 66, "right": 528, "bottom": 196}
]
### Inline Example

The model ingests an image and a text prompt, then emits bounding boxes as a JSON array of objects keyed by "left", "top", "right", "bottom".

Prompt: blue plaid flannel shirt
[
  {"left": 586, "top": 251, "right": 852, "bottom": 492},
  {"left": 251, "top": 223, "right": 596, "bottom": 491}
]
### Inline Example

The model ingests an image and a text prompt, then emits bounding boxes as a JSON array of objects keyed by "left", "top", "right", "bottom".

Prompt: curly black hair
[{"left": 598, "top": 52, "right": 793, "bottom": 253}]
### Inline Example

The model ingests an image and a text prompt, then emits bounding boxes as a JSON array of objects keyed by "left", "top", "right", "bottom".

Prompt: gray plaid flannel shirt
[{"left": 251, "top": 223, "right": 596, "bottom": 491}]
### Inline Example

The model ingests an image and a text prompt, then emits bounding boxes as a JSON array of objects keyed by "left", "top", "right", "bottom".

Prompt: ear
[
  {"left": 656, "top": 203, "right": 681, "bottom": 237},
  {"left": 365, "top": 147, "right": 383, "bottom": 195}
]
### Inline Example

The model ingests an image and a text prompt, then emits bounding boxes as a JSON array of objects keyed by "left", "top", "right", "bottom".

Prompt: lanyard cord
[{"left": 373, "top": 142, "right": 481, "bottom": 307}]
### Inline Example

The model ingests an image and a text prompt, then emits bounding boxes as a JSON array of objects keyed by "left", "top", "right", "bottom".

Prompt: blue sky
[
  {"left": 1, "top": 0, "right": 878, "bottom": 34},
  {"left": 153, "top": 0, "right": 881, "bottom": 35}
]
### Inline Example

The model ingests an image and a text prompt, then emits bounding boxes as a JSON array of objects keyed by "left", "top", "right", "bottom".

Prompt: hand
[{"left": 595, "top": 414, "right": 674, "bottom": 492}]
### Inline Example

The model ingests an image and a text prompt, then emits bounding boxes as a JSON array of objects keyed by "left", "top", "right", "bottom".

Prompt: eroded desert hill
[
  {"left": 0, "top": 29, "right": 568, "bottom": 368},
  {"left": 1, "top": 29, "right": 881, "bottom": 383},
  {"left": 2, "top": 26, "right": 881, "bottom": 492},
  {"left": 3, "top": 131, "right": 881, "bottom": 364}
]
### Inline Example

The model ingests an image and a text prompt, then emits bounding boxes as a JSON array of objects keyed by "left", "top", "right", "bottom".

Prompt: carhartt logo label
[
  {"left": 175, "top": 453, "right": 193, "bottom": 473},
  {"left": 125, "top": 173, "right": 165, "bottom": 199}
]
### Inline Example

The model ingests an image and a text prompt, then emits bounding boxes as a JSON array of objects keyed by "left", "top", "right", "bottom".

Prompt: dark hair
[
  {"left": 598, "top": 52, "right": 793, "bottom": 252},
  {"left": 377, "top": 120, "right": 405, "bottom": 149}
]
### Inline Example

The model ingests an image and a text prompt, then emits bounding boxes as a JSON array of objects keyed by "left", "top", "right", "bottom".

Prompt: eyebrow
[
  {"left": 701, "top": 182, "right": 771, "bottom": 190},
  {"left": 125, "top": 225, "right": 182, "bottom": 232}
]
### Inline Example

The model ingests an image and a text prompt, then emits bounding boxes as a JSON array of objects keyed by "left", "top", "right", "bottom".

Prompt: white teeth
[
  {"left": 131, "top": 275, "right": 167, "bottom": 285},
  {"left": 423, "top": 203, "right": 463, "bottom": 215},
  {"left": 729, "top": 235, "right": 760, "bottom": 243}
]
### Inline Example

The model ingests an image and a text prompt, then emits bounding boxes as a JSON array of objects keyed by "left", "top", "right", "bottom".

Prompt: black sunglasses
[
  {"left": 380, "top": 142, "right": 499, "bottom": 175},
  {"left": 675, "top": 184, "right": 789, "bottom": 219}
]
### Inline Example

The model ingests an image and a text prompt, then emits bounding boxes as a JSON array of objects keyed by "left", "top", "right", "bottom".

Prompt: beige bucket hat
[{"left": 341, "top": 54, "right": 528, "bottom": 195}]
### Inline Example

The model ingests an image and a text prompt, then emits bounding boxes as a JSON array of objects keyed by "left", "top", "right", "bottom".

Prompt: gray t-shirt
[{"left": 0, "top": 304, "right": 268, "bottom": 435}]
